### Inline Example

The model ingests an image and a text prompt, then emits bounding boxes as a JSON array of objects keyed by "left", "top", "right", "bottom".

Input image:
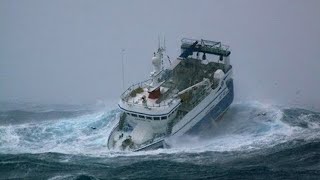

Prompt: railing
[
  {"left": 124, "top": 97, "right": 178, "bottom": 108},
  {"left": 181, "top": 38, "right": 231, "bottom": 57},
  {"left": 121, "top": 69, "right": 170, "bottom": 101},
  {"left": 120, "top": 79, "right": 152, "bottom": 100},
  {"left": 120, "top": 79, "right": 179, "bottom": 108},
  {"left": 181, "top": 38, "right": 230, "bottom": 51}
]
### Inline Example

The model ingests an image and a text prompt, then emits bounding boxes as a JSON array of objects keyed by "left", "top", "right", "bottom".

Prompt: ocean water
[{"left": 0, "top": 102, "right": 319, "bottom": 179}]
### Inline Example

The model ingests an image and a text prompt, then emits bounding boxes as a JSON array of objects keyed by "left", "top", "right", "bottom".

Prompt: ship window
[
  {"left": 146, "top": 116, "right": 152, "bottom": 120},
  {"left": 153, "top": 117, "right": 160, "bottom": 120},
  {"left": 131, "top": 114, "right": 137, "bottom": 117},
  {"left": 139, "top": 115, "right": 145, "bottom": 119},
  {"left": 161, "top": 116, "right": 167, "bottom": 120}
]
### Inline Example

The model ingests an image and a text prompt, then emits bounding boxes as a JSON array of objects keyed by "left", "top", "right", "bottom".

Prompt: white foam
[
  {"left": 0, "top": 101, "right": 319, "bottom": 158},
  {"left": 0, "top": 109, "right": 118, "bottom": 155}
]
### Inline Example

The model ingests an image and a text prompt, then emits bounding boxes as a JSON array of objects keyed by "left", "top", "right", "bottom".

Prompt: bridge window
[
  {"left": 131, "top": 114, "right": 137, "bottom": 117},
  {"left": 153, "top": 117, "right": 160, "bottom": 120},
  {"left": 139, "top": 115, "right": 145, "bottom": 119},
  {"left": 146, "top": 116, "right": 152, "bottom": 120},
  {"left": 161, "top": 116, "right": 167, "bottom": 120}
]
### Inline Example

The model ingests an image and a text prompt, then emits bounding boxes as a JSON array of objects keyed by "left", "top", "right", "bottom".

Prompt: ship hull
[
  {"left": 107, "top": 123, "right": 165, "bottom": 151},
  {"left": 107, "top": 79, "right": 234, "bottom": 151},
  {"left": 186, "top": 79, "right": 234, "bottom": 134}
]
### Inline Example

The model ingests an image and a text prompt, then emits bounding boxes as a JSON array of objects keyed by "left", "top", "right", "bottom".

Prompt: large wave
[
  {"left": 1, "top": 101, "right": 319, "bottom": 179},
  {"left": 0, "top": 101, "right": 319, "bottom": 157},
  {"left": 0, "top": 108, "right": 119, "bottom": 155},
  {"left": 167, "top": 102, "right": 319, "bottom": 153}
]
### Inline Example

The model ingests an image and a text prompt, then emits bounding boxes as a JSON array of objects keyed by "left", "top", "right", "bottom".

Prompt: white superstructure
[{"left": 108, "top": 38, "right": 234, "bottom": 151}]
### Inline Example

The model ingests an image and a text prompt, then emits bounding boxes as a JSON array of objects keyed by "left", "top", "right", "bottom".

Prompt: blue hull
[{"left": 187, "top": 79, "right": 234, "bottom": 134}]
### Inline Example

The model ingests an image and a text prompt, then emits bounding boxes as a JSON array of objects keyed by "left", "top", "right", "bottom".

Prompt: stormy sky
[{"left": 1, "top": 0, "right": 320, "bottom": 110}]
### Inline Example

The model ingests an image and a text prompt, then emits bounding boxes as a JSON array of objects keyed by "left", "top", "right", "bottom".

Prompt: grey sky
[{"left": 1, "top": 0, "right": 320, "bottom": 110}]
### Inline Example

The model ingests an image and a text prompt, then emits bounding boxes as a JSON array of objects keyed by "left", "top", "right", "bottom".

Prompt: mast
[
  {"left": 121, "top": 49, "right": 125, "bottom": 91},
  {"left": 150, "top": 37, "right": 166, "bottom": 87}
]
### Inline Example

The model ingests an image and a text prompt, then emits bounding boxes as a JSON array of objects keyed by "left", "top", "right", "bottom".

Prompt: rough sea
[{"left": 0, "top": 101, "right": 319, "bottom": 180}]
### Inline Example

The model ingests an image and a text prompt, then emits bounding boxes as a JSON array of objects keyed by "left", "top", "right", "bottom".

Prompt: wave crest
[{"left": 0, "top": 102, "right": 319, "bottom": 157}]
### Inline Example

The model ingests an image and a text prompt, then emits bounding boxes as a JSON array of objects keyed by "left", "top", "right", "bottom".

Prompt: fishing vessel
[{"left": 107, "top": 38, "right": 234, "bottom": 151}]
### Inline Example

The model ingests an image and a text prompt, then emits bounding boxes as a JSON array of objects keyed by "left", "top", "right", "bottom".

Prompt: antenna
[
  {"left": 164, "top": 36, "right": 166, "bottom": 51},
  {"left": 121, "top": 49, "right": 125, "bottom": 91},
  {"left": 158, "top": 36, "right": 160, "bottom": 50}
]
